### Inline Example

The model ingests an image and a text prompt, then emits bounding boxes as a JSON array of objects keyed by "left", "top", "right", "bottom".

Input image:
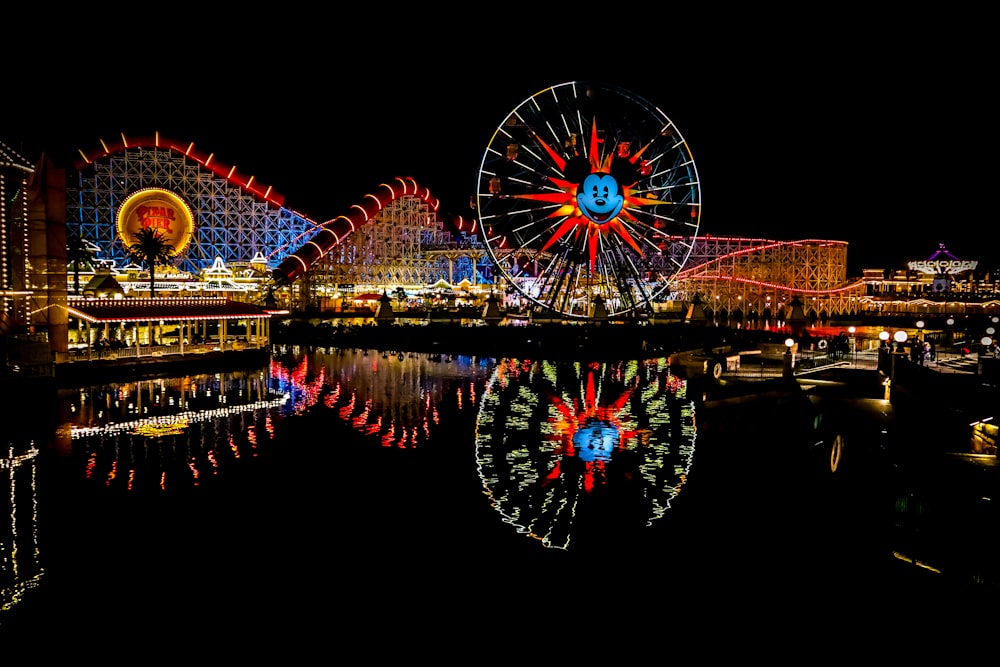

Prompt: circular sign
[{"left": 116, "top": 188, "right": 194, "bottom": 257}]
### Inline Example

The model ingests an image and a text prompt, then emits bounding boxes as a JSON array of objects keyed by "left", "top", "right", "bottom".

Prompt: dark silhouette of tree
[
  {"left": 392, "top": 286, "right": 407, "bottom": 308},
  {"left": 66, "top": 233, "right": 95, "bottom": 295},
  {"left": 257, "top": 280, "right": 278, "bottom": 308},
  {"left": 126, "top": 228, "right": 175, "bottom": 297}
]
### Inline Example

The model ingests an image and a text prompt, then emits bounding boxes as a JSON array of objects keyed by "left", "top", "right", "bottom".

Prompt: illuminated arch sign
[
  {"left": 907, "top": 259, "right": 977, "bottom": 275},
  {"left": 116, "top": 188, "right": 194, "bottom": 257}
]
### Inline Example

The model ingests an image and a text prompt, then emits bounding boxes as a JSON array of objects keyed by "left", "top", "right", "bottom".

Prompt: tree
[
  {"left": 66, "top": 233, "right": 95, "bottom": 295},
  {"left": 127, "top": 228, "right": 175, "bottom": 297},
  {"left": 258, "top": 280, "right": 279, "bottom": 308},
  {"left": 392, "top": 286, "right": 407, "bottom": 309}
]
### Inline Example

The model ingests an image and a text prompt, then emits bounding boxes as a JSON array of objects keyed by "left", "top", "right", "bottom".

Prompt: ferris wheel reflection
[{"left": 475, "top": 357, "right": 697, "bottom": 551}]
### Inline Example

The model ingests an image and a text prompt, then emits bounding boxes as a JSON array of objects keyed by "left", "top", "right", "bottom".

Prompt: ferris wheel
[{"left": 476, "top": 81, "right": 701, "bottom": 319}]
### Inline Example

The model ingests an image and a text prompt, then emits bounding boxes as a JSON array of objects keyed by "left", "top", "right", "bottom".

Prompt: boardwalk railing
[{"left": 66, "top": 340, "right": 260, "bottom": 363}]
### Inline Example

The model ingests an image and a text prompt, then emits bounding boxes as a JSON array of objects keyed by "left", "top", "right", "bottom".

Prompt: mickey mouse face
[{"left": 576, "top": 173, "right": 624, "bottom": 225}]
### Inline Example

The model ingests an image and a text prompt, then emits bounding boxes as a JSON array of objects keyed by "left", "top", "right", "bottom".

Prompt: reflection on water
[
  {"left": 10, "top": 349, "right": 692, "bottom": 625},
  {"left": 63, "top": 368, "right": 289, "bottom": 492},
  {"left": 476, "top": 358, "right": 696, "bottom": 550},
  {"left": 270, "top": 345, "right": 495, "bottom": 447},
  {"left": 4, "top": 345, "right": 992, "bottom": 636},
  {"left": 1, "top": 442, "right": 43, "bottom": 614}
]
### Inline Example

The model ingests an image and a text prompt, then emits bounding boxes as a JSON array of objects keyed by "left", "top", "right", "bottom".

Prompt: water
[{"left": 1, "top": 346, "right": 991, "bottom": 650}]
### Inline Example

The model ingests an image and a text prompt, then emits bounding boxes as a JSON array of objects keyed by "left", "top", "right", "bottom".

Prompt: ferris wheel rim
[{"left": 475, "top": 80, "right": 701, "bottom": 319}]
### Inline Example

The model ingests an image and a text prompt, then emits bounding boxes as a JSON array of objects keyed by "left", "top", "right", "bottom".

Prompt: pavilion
[{"left": 65, "top": 296, "right": 287, "bottom": 361}]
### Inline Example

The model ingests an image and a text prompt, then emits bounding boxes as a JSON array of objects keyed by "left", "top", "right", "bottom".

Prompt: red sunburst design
[
  {"left": 540, "top": 363, "right": 641, "bottom": 494},
  {"left": 505, "top": 121, "right": 668, "bottom": 272}
]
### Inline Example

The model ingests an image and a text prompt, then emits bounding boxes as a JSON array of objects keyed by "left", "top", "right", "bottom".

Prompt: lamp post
[
  {"left": 916, "top": 320, "right": 925, "bottom": 365},
  {"left": 986, "top": 316, "right": 999, "bottom": 365},
  {"left": 848, "top": 325, "right": 857, "bottom": 366},
  {"left": 783, "top": 337, "right": 795, "bottom": 379},
  {"left": 889, "top": 329, "right": 908, "bottom": 400},
  {"left": 878, "top": 330, "right": 891, "bottom": 390},
  {"left": 893, "top": 329, "right": 908, "bottom": 352}
]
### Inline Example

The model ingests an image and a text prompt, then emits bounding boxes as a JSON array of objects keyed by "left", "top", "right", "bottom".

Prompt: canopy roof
[{"left": 67, "top": 297, "right": 287, "bottom": 324}]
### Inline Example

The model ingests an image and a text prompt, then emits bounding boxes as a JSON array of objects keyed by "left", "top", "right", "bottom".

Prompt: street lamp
[
  {"left": 848, "top": 325, "right": 857, "bottom": 364},
  {"left": 915, "top": 320, "right": 925, "bottom": 364},
  {"left": 878, "top": 330, "right": 890, "bottom": 373},
  {"left": 888, "top": 329, "right": 908, "bottom": 399},
  {"left": 893, "top": 329, "right": 908, "bottom": 350},
  {"left": 783, "top": 337, "right": 795, "bottom": 379}
]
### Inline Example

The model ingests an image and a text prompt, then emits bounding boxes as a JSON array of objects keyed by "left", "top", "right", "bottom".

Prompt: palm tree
[
  {"left": 126, "top": 228, "right": 175, "bottom": 297},
  {"left": 66, "top": 233, "right": 95, "bottom": 295},
  {"left": 391, "top": 286, "right": 407, "bottom": 309}
]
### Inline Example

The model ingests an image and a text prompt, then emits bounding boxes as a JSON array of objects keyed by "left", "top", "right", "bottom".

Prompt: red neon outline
[
  {"left": 273, "top": 176, "right": 442, "bottom": 285},
  {"left": 75, "top": 133, "right": 287, "bottom": 209}
]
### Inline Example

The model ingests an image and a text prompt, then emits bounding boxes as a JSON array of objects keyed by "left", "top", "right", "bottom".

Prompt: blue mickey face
[
  {"left": 573, "top": 421, "right": 620, "bottom": 462},
  {"left": 576, "top": 173, "right": 624, "bottom": 224}
]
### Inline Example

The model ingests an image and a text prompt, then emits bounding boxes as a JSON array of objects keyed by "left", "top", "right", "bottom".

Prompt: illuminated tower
[{"left": 0, "top": 141, "right": 34, "bottom": 334}]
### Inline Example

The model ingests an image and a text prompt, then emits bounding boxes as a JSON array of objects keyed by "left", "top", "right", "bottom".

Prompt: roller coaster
[{"left": 3, "top": 126, "right": 864, "bottom": 331}]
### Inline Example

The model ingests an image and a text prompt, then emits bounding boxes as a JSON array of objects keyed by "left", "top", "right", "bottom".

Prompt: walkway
[{"left": 724, "top": 348, "right": 982, "bottom": 381}]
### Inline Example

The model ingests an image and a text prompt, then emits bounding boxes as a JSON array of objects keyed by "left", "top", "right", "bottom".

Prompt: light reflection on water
[
  {"left": 475, "top": 358, "right": 697, "bottom": 550},
  {"left": 7, "top": 345, "right": 980, "bottom": 637},
  {"left": 63, "top": 368, "right": 288, "bottom": 493},
  {"left": 269, "top": 345, "right": 495, "bottom": 447},
  {"left": 0, "top": 347, "right": 505, "bottom": 623},
  {"left": 0, "top": 441, "right": 43, "bottom": 615},
  {"left": 4, "top": 349, "right": 696, "bottom": 625}
]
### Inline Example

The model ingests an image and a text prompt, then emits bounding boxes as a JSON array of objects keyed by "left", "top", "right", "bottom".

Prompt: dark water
[{"left": 1, "top": 346, "right": 992, "bottom": 650}]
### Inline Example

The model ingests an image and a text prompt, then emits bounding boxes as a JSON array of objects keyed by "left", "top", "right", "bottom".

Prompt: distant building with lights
[{"left": 860, "top": 243, "right": 998, "bottom": 318}]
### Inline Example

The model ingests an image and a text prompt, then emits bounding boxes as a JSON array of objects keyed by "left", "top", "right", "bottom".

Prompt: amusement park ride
[
  {"left": 273, "top": 81, "right": 703, "bottom": 319},
  {"left": 473, "top": 81, "right": 701, "bottom": 319},
  {"left": 64, "top": 81, "right": 703, "bottom": 321},
  {"left": 2, "top": 80, "right": 877, "bottom": 340}
]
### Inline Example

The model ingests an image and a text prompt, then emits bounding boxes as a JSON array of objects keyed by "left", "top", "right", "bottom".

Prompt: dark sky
[{"left": 3, "top": 12, "right": 993, "bottom": 277}]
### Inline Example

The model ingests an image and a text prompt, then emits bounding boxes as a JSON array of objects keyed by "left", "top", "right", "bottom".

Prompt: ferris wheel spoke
[{"left": 477, "top": 81, "right": 701, "bottom": 319}]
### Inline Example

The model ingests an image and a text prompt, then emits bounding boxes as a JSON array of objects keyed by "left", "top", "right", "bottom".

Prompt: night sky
[{"left": 3, "top": 12, "right": 992, "bottom": 277}]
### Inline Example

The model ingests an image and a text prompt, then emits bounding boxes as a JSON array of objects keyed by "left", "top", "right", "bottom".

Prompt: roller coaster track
[
  {"left": 64, "top": 135, "right": 863, "bottom": 317},
  {"left": 74, "top": 135, "right": 478, "bottom": 287},
  {"left": 271, "top": 176, "right": 477, "bottom": 286},
  {"left": 75, "top": 132, "right": 288, "bottom": 210},
  {"left": 669, "top": 238, "right": 868, "bottom": 318}
]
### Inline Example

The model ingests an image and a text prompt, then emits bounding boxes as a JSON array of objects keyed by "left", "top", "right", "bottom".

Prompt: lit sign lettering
[
  {"left": 116, "top": 188, "right": 194, "bottom": 257},
  {"left": 135, "top": 205, "right": 175, "bottom": 234},
  {"left": 907, "top": 259, "right": 978, "bottom": 275}
]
